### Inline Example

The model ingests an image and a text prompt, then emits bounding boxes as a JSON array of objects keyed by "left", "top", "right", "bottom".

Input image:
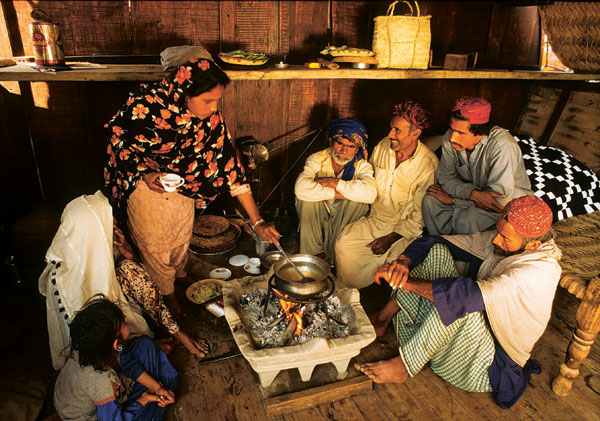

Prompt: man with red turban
[
  {"left": 335, "top": 101, "right": 438, "bottom": 288},
  {"left": 422, "top": 96, "right": 532, "bottom": 235},
  {"left": 357, "top": 195, "right": 561, "bottom": 409}
]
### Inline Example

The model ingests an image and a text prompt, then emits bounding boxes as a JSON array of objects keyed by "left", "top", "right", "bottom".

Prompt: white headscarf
[
  {"left": 39, "top": 191, "right": 151, "bottom": 370},
  {"left": 444, "top": 230, "right": 562, "bottom": 366}
]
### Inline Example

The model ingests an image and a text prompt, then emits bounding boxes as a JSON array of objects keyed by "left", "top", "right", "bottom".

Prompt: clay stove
[{"left": 223, "top": 274, "right": 376, "bottom": 387}]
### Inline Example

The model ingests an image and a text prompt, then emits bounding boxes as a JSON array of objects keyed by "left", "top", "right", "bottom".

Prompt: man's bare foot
[
  {"left": 165, "top": 293, "right": 187, "bottom": 318},
  {"left": 368, "top": 312, "right": 392, "bottom": 337},
  {"left": 368, "top": 296, "right": 401, "bottom": 337},
  {"left": 355, "top": 357, "right": 409, "bottom": 384}
]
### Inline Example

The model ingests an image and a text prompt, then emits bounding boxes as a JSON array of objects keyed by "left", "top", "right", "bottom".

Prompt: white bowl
[
  {"left": 228, "top": 254, "right": 249, "bottom": 266},
  {"left": 209, "top": 268, "right": 232, "bottom": 280},
  {"left": 243, "top": 263, "right": 261, "bottom": 275},
  {"left": 248, "top": 257, "right": 261, "bottom": 267}
]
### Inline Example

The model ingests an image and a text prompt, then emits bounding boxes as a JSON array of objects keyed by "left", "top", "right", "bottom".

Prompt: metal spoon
[{"left": 272, "top": 241, "right": 315, "bottom": 283}]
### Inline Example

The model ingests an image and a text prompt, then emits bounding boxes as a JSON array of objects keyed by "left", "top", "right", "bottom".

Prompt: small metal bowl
[
  {"left": 260, "top": 250, "right": 284, "bottom": 271},
  {"left": 273, "top": 62, "right": 289, "bottom": 69},
  {"left": 352, "top": 62, "right": 371, "bottom": 69}
]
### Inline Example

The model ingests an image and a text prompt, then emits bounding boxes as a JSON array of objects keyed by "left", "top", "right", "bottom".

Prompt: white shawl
[
  {"left": 443, "top": 231, "right": 562, "bottom": 367},
  {"left": 39, "top": 191, "right": 151, "bottom": 370}
]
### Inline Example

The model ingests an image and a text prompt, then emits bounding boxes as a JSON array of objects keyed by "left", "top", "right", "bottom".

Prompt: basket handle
[{"left": 387, "top": 1, "right": 420, "bottom": 17}]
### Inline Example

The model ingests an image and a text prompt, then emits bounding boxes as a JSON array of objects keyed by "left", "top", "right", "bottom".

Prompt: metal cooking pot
[{"left": 271, "top": 254, "right": 331, "bottom": 297}]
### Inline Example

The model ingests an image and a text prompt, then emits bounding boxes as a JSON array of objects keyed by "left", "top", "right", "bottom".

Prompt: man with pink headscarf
[
  {"left": 335, "top": 102, "right": 438, "bottom": 289},
  {"left": 422, "top": 97, "right": 532, "bottom": 235}
]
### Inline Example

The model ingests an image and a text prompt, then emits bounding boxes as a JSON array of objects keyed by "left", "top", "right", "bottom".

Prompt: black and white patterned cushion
[{"left": 515, "top": 135, "right": 600, "bottom": 222}]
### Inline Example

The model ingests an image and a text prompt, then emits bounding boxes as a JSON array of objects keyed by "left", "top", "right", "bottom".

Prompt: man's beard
[
  {"left": 493, "top": 244, "right": 525, "bottom": 257},
  {"left": 330, "top": 147, "right": 353, "bottom": 166}
]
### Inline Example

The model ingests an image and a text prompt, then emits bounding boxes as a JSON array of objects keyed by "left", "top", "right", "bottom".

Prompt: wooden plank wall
[{"left": 0, "top": 1, "right": 541, "bottom": 222}]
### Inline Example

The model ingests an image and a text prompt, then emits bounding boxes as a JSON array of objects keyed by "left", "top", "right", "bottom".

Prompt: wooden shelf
[{"left": 1, "top": 63, "right": 599, "bottom": 82}]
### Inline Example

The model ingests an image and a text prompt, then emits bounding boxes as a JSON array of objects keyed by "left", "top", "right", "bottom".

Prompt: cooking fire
[{"left": 239, "top": 288, "right": 352, "bottom": 349}]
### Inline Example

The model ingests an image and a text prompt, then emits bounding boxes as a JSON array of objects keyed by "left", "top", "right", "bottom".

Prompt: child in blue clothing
[{"left": 54, "top": 295, "right": 178, "bottom": 420}]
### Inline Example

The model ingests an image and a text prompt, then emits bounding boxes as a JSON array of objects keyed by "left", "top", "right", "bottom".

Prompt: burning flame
[{"left": 280, "top": 297, "right": 304, "bottom": 337}]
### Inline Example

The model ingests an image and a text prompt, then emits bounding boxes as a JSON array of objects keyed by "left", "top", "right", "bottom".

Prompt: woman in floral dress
[{"left": 105, "top": 57, "right": 279, "bottom": 315}]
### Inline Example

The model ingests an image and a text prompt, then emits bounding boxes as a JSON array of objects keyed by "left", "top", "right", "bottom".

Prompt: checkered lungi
[{"left": 393, "top": 243, "right": 494, "bottom": 392}]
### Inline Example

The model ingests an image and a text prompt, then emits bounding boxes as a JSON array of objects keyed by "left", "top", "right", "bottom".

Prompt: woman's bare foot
[
  {"left": 165, "top": 293, "right": 187, "bottom": 318},
  {"left": 355, "top": 357, "right": 409, "bottom": 383}
]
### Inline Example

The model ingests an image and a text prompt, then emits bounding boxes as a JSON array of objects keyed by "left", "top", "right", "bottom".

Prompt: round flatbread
[
  {"left": 190, "top": 223, "right": 241, "bottom": 253},
  {"left": 193, "top": 215, "right": 230, "bottom": 237}
]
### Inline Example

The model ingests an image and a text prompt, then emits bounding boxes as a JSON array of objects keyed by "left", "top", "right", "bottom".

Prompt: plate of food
[
  {"left": 320, "top": 45, "right": 375, "bottom": 57},
  {"left": 218, "top": 50, "right": 268, "bottom": 66},
  {"left": 186, "top": 279, "right": 225, "bottom": 305}
]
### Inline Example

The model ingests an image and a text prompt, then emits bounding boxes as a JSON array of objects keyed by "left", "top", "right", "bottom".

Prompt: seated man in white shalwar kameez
[
  {"left": 295, "top": 118, "right": 377, "bottom": 264},
  {"left": 334, "top": 102, "right": 439, "bottom": 288},
  {"left": 357, "top": 196, "right": 561, "bottom": 409}
]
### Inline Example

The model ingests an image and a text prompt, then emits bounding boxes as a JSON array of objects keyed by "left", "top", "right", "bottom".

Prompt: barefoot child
[{"left": 54, "top": 295, "right": 178, "bottom": 420}]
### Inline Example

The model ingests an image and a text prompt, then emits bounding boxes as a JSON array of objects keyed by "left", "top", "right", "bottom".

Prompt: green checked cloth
[{"left": 393, "top": 243, "right": 494, "bottom": 392}]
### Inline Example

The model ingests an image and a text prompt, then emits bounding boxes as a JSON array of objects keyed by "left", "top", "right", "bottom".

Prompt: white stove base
[{"left": 223, "top": 274, "right": 376, "bottom": 387}]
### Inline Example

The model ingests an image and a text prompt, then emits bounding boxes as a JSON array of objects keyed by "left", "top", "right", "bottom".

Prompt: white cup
[{"left": 159, "top": 173, "right": 184, "bottom": 192}]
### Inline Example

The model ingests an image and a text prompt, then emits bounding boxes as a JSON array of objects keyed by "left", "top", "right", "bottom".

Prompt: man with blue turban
[{"left": 295, "top": 118, "right": 377, "bottom": 264}]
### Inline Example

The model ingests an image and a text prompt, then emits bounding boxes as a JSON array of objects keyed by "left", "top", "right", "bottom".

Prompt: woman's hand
[
  {"left": 136, "top": 387, "right": 174, "bottom": 407},
  {"left": 113, "top": 223, "right": 135, "bottom": 260},
  {"left": 152, "top": 386, "right": 175, "bottom": 406},
  {"left": 174, "top": 331, "right": 209, "bottom": 358},
  {"left": 142, "top": 172, "right": 166, "bottom": 193},
  {"left": 254, "top": 221, "right": 280, "bottom": 245}
]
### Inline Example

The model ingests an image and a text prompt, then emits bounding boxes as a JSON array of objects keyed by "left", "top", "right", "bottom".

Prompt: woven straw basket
[
  {"left": 539, "top": 2, "right": 600, "bottom": 73},
  {"left": 372, "top": 1, "right": 431, "bottom": 69}
]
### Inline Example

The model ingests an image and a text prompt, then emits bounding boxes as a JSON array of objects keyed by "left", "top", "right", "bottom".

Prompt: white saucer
[
  {"left": 209, "top": 267, "right": 232, "bottom": 280},
  {"left": 228, "top": 254, "right": 249, "bottom": 266},
  {"left": 244, "top": 263, "right": 261, "bottom": 275}
]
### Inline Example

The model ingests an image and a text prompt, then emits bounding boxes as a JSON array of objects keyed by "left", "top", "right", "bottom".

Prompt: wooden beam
[
  {"left": 2, "top": 64, "right": 600, "bottom": 82},
  {"left": 264, "top": 375, "right": 372, "bottom": 416}
]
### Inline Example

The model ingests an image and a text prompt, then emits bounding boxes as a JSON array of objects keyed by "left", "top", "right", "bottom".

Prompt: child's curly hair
[{"left": 68, "top": 294, "right": 125, "bottom": 372}]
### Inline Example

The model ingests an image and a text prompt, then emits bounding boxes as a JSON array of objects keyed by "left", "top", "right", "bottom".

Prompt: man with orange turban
[
  {"left": 357, "top": 195, "right": 561, "bottom": 409},
  {"left": 335, "top": 101, "right": 438, "bottom": 288},
  {"left": 422, "top": 97, "right": 532, "bottom": 235}
]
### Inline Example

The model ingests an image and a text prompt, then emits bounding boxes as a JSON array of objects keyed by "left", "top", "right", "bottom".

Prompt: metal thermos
[{"left": 30, "top": 22, "right": 65, "bottom": 66}]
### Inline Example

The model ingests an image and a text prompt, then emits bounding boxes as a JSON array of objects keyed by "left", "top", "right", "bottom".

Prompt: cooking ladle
[
  {"left": 271, "top": 241, "right": 315, "bottom": 283},
  {"left": 235, "top": 209, "right": 315, "bottom": 283}
]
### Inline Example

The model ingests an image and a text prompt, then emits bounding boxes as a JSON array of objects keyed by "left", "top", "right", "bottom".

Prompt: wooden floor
[
  {"left": 1, "top": 205, "right": 599, "bottom": 420},
  {"left": 166, "top": 232, "right": 600, "bottom": 421}
]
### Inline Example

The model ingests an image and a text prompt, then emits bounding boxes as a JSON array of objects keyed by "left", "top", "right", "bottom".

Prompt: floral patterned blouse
[
  {"left": 104, "top": 59, "right": 247, "bottom": 219},
  {"left": 116, "top": 259, "right": 179, "bottom": 335}
]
